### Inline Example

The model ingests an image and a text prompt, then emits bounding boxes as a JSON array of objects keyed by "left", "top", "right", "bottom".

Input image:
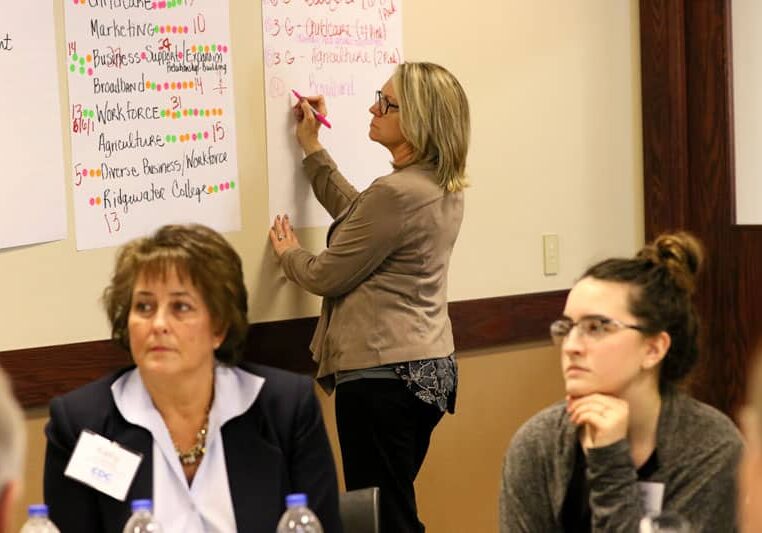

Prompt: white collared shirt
[{"left": 112, "top": 366, "right": 265, "bottom": 533}]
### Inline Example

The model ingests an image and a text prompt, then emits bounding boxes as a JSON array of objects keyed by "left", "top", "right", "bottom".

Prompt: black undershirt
[{"left": 560, "top": 443, "right": 659, "bottom": 532}]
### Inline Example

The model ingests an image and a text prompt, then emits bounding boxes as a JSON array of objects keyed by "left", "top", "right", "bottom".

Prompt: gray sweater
[{"left": 500, "top": 390, "right": 742, "bottom": 532}]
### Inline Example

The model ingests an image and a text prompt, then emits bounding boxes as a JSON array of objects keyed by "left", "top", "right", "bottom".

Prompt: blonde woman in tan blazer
[{"left": 270, "top": 62, "right": 470, "bottom": 533}]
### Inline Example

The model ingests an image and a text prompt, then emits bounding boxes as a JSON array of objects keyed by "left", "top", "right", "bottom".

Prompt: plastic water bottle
[
  {"left": 122, "top": 499, "right": 163, "bottom": 533},
  {"left": 276, "top": 493, "right": 323, "bottom": 533},
  {"left": 19, "top": 504, "right": 60, "bottom": 533}
]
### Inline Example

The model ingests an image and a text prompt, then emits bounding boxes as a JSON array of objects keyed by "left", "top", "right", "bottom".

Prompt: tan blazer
[{"left": 281, "top": 150, "right": 464, "bottom": 392}]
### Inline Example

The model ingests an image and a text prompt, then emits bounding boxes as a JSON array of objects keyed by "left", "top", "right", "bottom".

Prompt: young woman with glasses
[
  {"left": 500, "top": 233, "right": 742, "bottom": 532},
  {"left": 267, "top": 63, "right": 470, "bottom": 533}
]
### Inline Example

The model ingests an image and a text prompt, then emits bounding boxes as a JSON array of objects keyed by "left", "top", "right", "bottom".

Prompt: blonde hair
[
  {"left": 393, "top": 62, "right": 470, "bottom": 192},
  {"left": 0, "top": 367, "right": 24, "bottom": 493}
]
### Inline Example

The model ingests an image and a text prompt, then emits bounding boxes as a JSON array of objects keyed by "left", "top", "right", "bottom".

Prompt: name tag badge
[
  {"left": 64, "top": 430, "right": 143, "bottom": 501},
  {"left": 637, "top": 481, "right": 665, "bottom": 516}
]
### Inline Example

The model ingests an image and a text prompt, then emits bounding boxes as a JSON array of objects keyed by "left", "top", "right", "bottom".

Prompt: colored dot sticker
[{"left": 230, "top": 182, "right": 235, "bottom": 189}]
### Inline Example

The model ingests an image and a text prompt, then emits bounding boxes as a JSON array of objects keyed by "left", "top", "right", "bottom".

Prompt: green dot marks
[
  {"left": 211, "top": 44, "right": 216, "bottom": 52},
  {"left": 213, "top": 185, "right": 219, "bottom": 192},
  {"left": 68, "top": 52, "right": 93, "bottom": 77},
  {"left": 69, "top": 52, "right": 80, "bottom": 75},
  {"left": 230, "top": 181, "right": 235, "bottom": 189}
]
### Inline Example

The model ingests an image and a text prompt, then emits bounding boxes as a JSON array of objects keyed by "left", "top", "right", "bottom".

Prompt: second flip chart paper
[
  {"left": 262, "top": 0, "right": 403, "bottom": 227},
  {"left": 65, "top": 0, "right": 240, "bottom": 251},
  {"left": 0, "top": 1, "right": 66, "bottom": 250}
]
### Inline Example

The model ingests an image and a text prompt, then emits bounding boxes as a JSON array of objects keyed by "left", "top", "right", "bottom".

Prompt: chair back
[{"left": 338, "top": 487, "right": 380, "bottom": 533}]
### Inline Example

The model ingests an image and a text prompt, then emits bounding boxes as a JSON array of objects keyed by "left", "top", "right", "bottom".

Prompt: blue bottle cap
[
  {"left": 28, "top": 504, "right": 49, "bottom": 517},
  {"left": 285, "top": 493, "right": 308, "bottom": 508},
  {"left": 131, "top": 499, "right": 153, "bottom": 512}
]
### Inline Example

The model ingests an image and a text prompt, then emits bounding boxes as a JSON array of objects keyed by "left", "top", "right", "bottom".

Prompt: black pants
[{"left": 335, "top": 378, "right": 445, "bottom": 533}]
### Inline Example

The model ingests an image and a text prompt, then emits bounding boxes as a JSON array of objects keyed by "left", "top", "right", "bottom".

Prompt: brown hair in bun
[{"left": 582, "top": 232, "right": 704, "bottom": 387}]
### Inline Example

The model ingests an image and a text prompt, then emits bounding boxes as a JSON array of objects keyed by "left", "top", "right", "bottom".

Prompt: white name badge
[
  {"left": 637, "top": 481, "right": 665, "bottom": 516},
  {"left": 64, "top": 430, "right": 143, "bottom": 501}
]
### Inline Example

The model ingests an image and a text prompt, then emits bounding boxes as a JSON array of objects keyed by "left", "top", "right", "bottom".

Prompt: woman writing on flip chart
[{"left": 269, "top": 62, "right": 470, "bottom": 533}]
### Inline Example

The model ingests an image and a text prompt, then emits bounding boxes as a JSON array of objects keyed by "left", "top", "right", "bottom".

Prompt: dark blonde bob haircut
[
  {"left": 393, "top": 62, "right": 471, "bottom": 192},
  {"left": 103, "top": 224, "right": 248, "bottom": 365}
]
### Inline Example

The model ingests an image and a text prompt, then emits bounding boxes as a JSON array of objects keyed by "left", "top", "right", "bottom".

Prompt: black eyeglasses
[
  {"left": 375, "top": 90, "right": 399, "bottom": 115},
  {"left": 549, "top": 316, "right": 646, "bottom": 345}
]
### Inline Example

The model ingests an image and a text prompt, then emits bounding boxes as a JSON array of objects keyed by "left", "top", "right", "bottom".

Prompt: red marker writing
[{"left": 292, "top": 89, "right": 332, "bottom": 129}]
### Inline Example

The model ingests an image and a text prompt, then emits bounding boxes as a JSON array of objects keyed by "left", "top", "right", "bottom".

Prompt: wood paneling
[
  {"left": 640, "top": 0, "right": 762, "bottom": 416},
  {"left": 1, "top": 290, "right": 568, "bottom": 408}
]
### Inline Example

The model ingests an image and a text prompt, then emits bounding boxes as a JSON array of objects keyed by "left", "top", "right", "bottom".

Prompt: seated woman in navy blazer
[{"left": 43, "top": 224, "right": 341, "bottom": 533}]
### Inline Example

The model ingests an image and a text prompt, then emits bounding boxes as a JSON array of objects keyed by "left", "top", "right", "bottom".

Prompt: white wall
[{"left": 0, "top": 0, "right": 643, "bottom": 351}]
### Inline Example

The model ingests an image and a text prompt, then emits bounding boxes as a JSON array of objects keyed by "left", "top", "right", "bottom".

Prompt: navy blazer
[{"left": 44, "top": 363, "right": 342, "bottom": 533}]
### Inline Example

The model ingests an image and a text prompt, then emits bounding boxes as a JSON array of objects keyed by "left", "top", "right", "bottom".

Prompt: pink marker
[{"left": 292, "top": 89, "right": 332, "bottom": 129}]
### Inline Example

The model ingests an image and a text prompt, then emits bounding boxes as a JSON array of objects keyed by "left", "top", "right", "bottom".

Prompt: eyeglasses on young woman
[{"left": 549, "top": 316, "right": 645, "bottom": 345}]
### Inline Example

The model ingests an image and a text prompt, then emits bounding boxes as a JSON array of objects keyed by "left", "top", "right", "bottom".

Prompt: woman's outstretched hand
[{"left": 269, "top": 214, "right": 300, "bottom": 258}]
